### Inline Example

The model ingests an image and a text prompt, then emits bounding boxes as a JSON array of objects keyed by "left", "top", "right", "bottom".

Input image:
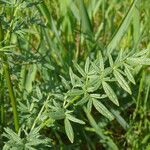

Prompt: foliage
[{"left": 0, "top": 0, "right": 150, "bottom": 149}]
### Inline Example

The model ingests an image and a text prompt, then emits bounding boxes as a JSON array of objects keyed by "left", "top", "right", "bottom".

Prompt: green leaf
[
  {"left": 106, "top": 0, "right": 139, "bottom": 53},
  {"left": 25, "top": 64, "right": 37, "bottom": 93},
  {"left": 108, "top": 54, "right": 114, "bottom": 67},
  {"left": 69, "top": 0, "right": 80, "bottom": 21},
  {"left": 64, "top": 118, "right": 74, "bottom": 143},
  {"left": 102, "top": 81, "right": 119, "bottom": 106},
  {"left": 83, "top": 107, "right": 100, "bottom": 131},
  {"left": 73, "top": 61, "right": 86, "bottom": 77},
  {"left": 115, "top": 49, "right": 124, "bottom": 63},
  {"left": 133, "top": 49, "right": 149, "bottom": 57},
  {"left": 98, "top": 51, "right": 104, "bottom": 71},
  {"left": 87, "top": 98, "right": 93, "bottom": 112},
  {"left": 110, "top": 109, "right": 129, "bottom": 130},
  {"left": 126, "top": 57, "right": 150, "bottom": 65},
  {"left": 124, "top": 64, "right": 135, "bottom": 84},
  {"left": 38, "top": 1, "right": 51, "bottom": 28},
  {"left": 60, "top": 75, "right": 71, "bottom": 90},
  {"left": 87, "top": 77, "right": 101, "bottom": 92},
  {"left": 88, "top": 0, "right": 102, "bottom": 17},
  {"left": 91, "top": 61, "right": 100, "bottom": 73},
  {"left": 113, "top": 69, "right": 132, "bottom": 94},
  {"left": 67, "top": 89, "right": 84, "bottom": 96},
  {"left": 132, "top": 0, "right": 140, "bottom": 48},
  {"left": 75, "top": 95, "right": 89, "bottom": 106},
  {"left": 77, "top": 0, "right": 93, "bottom": 34},
  {"left": 49, "top": 109, "right": 65, "bottom": 120},
  {"left": 90, "top": 94, "right": 107, "bottom": 99},
  {"left": 66, "top": 114, "right": 85, "bottom": 124},
  {"left": 85, "top": 57, "right": 90, "bottom": 74},
  {"left": 92, "top": 99, "right": 114, "bottom": 120},
  {"left": 83, "top": 107, "right": 118, "bottom": 150},
  {"left": 69, "top": 68, "right": 75, "bottom": 85}
]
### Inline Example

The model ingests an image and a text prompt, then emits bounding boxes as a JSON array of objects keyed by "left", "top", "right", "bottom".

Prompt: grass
[{"left": 0, "top": 0, "right": 150, "bottom": 149}]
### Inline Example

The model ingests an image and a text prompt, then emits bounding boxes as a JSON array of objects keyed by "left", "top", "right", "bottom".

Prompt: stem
[
  {"left": 0, "top": 22, "right": 19, "bottom": 132},
  {"left": 0, "top": 73, "right": 5, "bottom": 129},
  {"left": 31, "top": 95, "right": 50, "bottom": 130},
  {"left": 64, "top": 96, "right": 80, "bottom": 109},
  {"left": 31, "top": 102, "right": 46, "bottom": 131},
  {"left": 133, "top": 70, "right": 145, "bottom": 120},
  {"left": 3, "top": 55, "right": 20, "bottom": 132}
]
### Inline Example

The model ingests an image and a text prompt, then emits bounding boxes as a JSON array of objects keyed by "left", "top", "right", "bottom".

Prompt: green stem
[
  {"left": 0, "top": 73, "right": 5, "bottom": 129},
  {"left": 64, "top": 96, "right": 80, "bottom": 109},
  {"left": 133, "top": 70, "right": 145, "bottom": 120},
  {"left": 3, "top": 56, "right": 20, "bottom": 132},
  {"left": 0, "top": 22, "right": 19, "bottom": 132}
]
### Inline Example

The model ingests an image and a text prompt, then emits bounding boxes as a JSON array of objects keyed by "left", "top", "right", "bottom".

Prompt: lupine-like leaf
[
  {"left": 75, "top": 95, "right": 89, "bottom": 106},
  {"left": 64, "top": 118, "right": 74, "bottom": 143},
  {"left": 102, "top": 81, "right": 119, "bottom": 106},
  {"left": 87, "top": 98, "right": 93, "bottom": 112},
  {"left": 127, "top": 57, "right": 150, "bottom": 65},
  {"left": 108, "top": 54, "right": 114, "bottom": 67},
  {"left": 92, "top": 99, "right": 114, "bottom": 120},
  {"left": 73, "top": 61, "right": 86, "bottom": 77},
  {"left": 113, "top": 69, "right": 132, "bottom": 94},
  {"left": 98, "top": 51, "right": 104, "bottom": 71},
  {"left": 124, "top": 64, "right": 135, "bottom": 84},
  {"left": 66, "top": 114, "right": 85, "bottom": 124}
]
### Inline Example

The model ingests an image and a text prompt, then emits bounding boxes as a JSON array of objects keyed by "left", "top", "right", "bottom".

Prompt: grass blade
[
  {"left": 77, "top": 0, "right": 93, "bottom": 34},
  {"left": 106, "top": 0, "right": 139, "bottom": 53}
]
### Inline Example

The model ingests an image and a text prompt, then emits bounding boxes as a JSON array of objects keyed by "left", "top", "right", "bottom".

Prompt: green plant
[
  {"left": 2, "top": 127, "right": 50, "bottom": 150},
  {"left": 0, "top": 0, "right": 150, "bottom": 149}
]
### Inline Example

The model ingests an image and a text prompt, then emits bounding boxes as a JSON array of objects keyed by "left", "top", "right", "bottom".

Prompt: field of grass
[{"left": 0, "top": 0, "right": 150, "bottom": 149}]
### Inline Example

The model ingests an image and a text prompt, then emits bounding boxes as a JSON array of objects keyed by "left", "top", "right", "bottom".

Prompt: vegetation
[{"left": 0, "top": 0, "right": 150, "bottom": 149}]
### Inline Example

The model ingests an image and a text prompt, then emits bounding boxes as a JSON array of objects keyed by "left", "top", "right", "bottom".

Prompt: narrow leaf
[
  {"left": 66, "top": 114, "right": 85, "bottom": 124},
  {"left": 85, "top": 57, "right": 90, "bottom": 74},
  {"left": 77, "top": 0, "right": 93, "bottom": 34},
  {"left": 133, "top": 49, "right": 149, "bottom": 57},
  {"left": 64, "top": 118, "right": 74, "bottom": 143},
  {"left": 75, "top": 95, "right": 89, "bottom": 106},
  {"left": 110, "top": 109, "right": 129, "bottom": 130},
  {"left": 102, "top": 81, "right": 119, "bottom": 106},
  {"left": 91, "top": 61, "right": 100, "bottom": 73},
  {"left": 25, "top": 64, "right": 37, "bottom": 93},
  {"left": 87, "top": 99, "right": 93, "bottom": 112},
  {"left": 108, "top": 54, "right": 114, "bottom": 68},
  {"left": 93, "top": 99, "right": 114, "bottom": 120},
  {"left": 106, "top": 0, "right": 139, "bottom": 53},
  {"left": 124, "top": 64, "right": 135, "bottom": 84},
  {"left": 113, "top": 70, "right": 131, "bottom": 94},
  {"left": 60, "top": 75, "right": 71, "bottom": 90},
  {"left": 98, "top": 51, "right": 104, "bottom": 71},
  {"left": 83, "top": 107, "right": 118, "bottom": 150},
  {"left": 126, "top": 57, "right": 150, "bottom": 65},
  {"left": 67, "top": 89, "right": 84, "bottom": 96},
  {"left": 73, "top": 61, "right": 86, "bottom": 77},
  {"left": 90, "top": 94, "right": 107, "bottom": 99},
  {"left": 69, "top": 68, "right": 75, "bottom": 85}
]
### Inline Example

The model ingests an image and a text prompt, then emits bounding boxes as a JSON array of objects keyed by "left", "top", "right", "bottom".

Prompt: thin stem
[
  {"left": 0, "top": 73, "right": 5, "bottom": 129},
  {"left": 3, "top": 57, "right": 19, "bottom": 132},
  {"left": 64, "top": 95, "right": 80, "bottom": 109},
  {"left": 0, "top": 21, "right": 19, "bottom": 132},
  {"left": 31, "top": 95, "right": 50, "bottom": 130},
  {"left": 133, "top": 70, "right": 145, "bottom": 120}
]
